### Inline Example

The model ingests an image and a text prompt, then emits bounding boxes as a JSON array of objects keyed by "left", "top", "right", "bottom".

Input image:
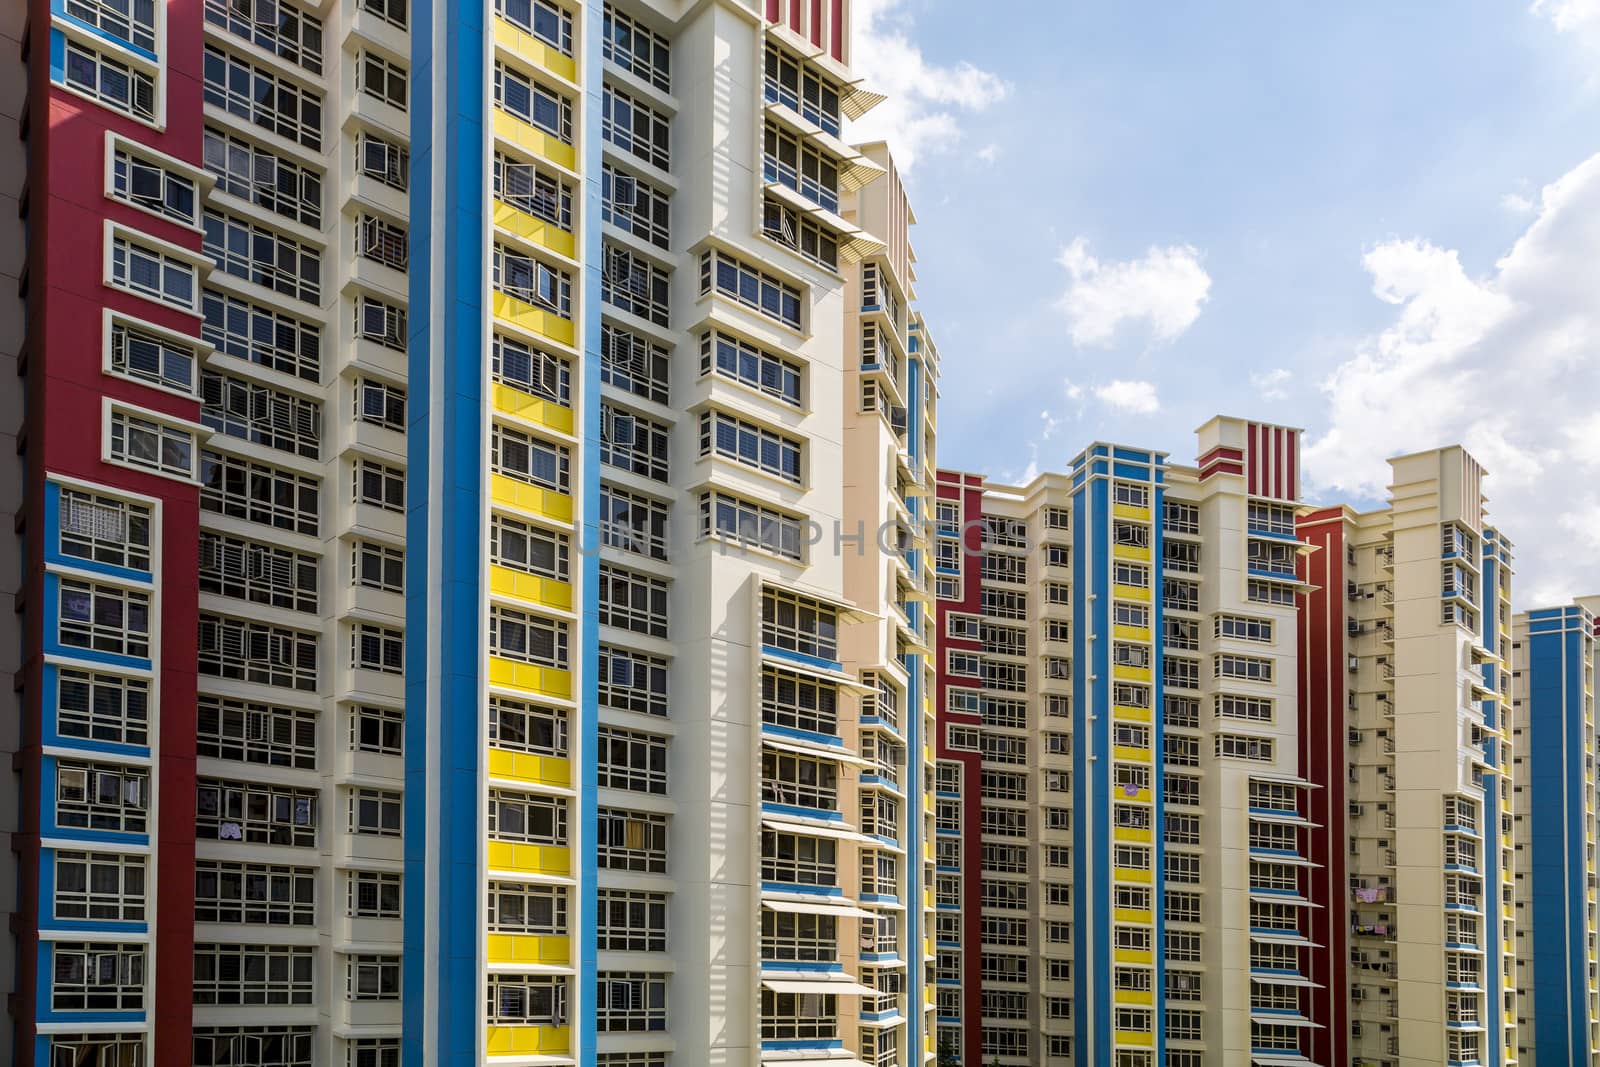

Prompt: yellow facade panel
[
  {"left": 490, "top": 472, "right": 573, "bottom": 524},
  {"left": 491, "top": 288, "right": 577, "bottom": 348},
  {"left": 1115, "top": 1031, "right": 1155, "bottom": 1048},
  {"left": 486, "top": 839, "right": 571, "bottom": 876},
  {"left": 1115, "top": 989, "right": 1154, "bottom": 1007},
  {"left": 491, "top": 16, "right": 578, "bottom": 82},
  {"left": 489, "top": 563, "right": 574, "bottom": 613},
  {"left": 1113, "top": 948, "right": 1153, "bottom": 966},
  {"left": 485, "top": 932, "right": 571, "bottom": 967},
  {"left": 492, "top": 200, "right": 577, "bottom": 261},
  {"left": 1112, "top": 745, "right": 1153, "bottom": 764},
  {"left": 1113, "top": 583, "right": 1152, "bottom": 604},
  {"left": 1113, "top": 866, "right": 1152, "bottom": 884},
  {"left": 491, "top": 379, "right": 575, "bottom": 437},
  {"left": 1113, "top": 664, "right": 1154, "bottom": 684},
  {"left": 1113, "top": 907, "right": 1153, "bottom": 924},
  {"left": 485, "top": 1025, "right": 571, "bottom": 1056},
  {"left": 1112, "top": 826, "right": 1154, "bottom": 845},
  {"left": 1112, "top": 623, "right": 1152, "bottom": 642},
  {"left": 1112, "top": 543, "right": 1152, "bottom": 563},
  {"left": 487, "top": 746, "right": 572, "bottom": 789},
  {"left": 488, "top": 655, "right": 573, "bottom": 700},
  {"left": 1113, "top": 503, "right": 1152, "bottom": 522},
  {"left": 1113, "top": 705, "right": 1153, "bottom": 723}
]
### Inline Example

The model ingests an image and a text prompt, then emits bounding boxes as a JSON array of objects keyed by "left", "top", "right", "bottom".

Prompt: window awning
[
  {"left": 760, "top": 652, "right": 871, "bottom": 690},
  {"left": 1249, "top": 931, "right": 1322, "bottom": 947},
  {"left": 1248, "top": 1014, "right": 1323, "bottom": 1028},
  {"left": 763, "top": 1056, "right": 874, "bottom": 1067},
  {"left": 761, "top": 977, "right": 877, "bottom": 997},
  {"left": 1248, "top": 973, "right": 1323, "bottom": 988},
  {"left": 762, "top": 814, "right": 878, "bottom": 845},
  {"left": 1250, "top": 1056, "right": 1319, "bottom": 1067},
  {"left": 763, "top": 181, "right": 887, "bottom": 261},
  {"left": 1248, "top": 892, "right": 1321, "bottom": 907},
  {"left": 761, "top": 897, "right": 877, "bottom": 920},
  {"left": 762, "top": 732, "right": 872, "bottom": 767}
]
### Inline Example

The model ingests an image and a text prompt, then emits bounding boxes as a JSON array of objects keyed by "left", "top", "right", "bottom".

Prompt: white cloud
[
  {"left": 976, "top": 143, "right": 1001, "bottom": 165},
  {"left": 847, "top": 0, "right": 1008, "bottom": 172},
  {"left": 1056, "top": 238, "right": 1212, "bottom": 347},
  {"left": 1501, "top": 192, "right": 1535, "bottom": 215},
  {"left": 1251, "top": 368, "right": 1293, "bottom": 400},
  {"left": 1531, "top": 0, "right": 1600, "bottom": 32},
  {"left": 1094, "top": 379, "right": 1161, "bottom": 414},
  {"left": 1303, "top": 152, "right": 1600, "bottom": 605}
]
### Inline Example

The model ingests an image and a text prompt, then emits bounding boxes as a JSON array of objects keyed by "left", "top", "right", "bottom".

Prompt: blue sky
[{"left": 846, "top": 0, "right": 1600, "bottom": 605}]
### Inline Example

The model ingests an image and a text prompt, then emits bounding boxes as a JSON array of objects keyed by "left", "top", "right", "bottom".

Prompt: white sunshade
[
  {"left": 761, "top": 733, "right": 872, "bottom": 767},
  {"left": 761, "top": 898, "right": 877, "bottom": 920},
  {"left": 761, "top": 814, "right": 878, "bottom": 845},
  {"left": 761, "top": 977, "right": 877, "bottom": 997}
]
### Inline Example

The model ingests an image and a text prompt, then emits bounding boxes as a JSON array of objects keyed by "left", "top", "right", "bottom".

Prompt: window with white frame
[
  {"left": 194, "top": 859, "right": 315, "bottom": 925},
  {"left": 489, "top": 605, "right": 569, "bottom": 668},
  {"left": 203, "top": 209, "right": 320, "bottom": 304},
  {"left": 193, "top": 943, "right": 315, "bottom": 1005},
  {"left": 601, "top": 164, "right": 669, "bottom": 249},
  {"left": 354, "top": 459, "right": 405, "bottom": 512},
  {"left": 762, "top": 44, "right": 842, "bottom": 134},
  {"left": 196, "top": 778, "right": 316, "bottom": 847},
  {"left": 598, "top": 565, "right": 668, "bottom": 638},
  {"left": 358, "top": 132, "right": 409, "bottom": 191},
  {"left": 493, "top": 423, "right": 570, "bottom": 491},
  {"left": 348, "top": 870, "right": 402, "bottom": 918},
  {"left": 58, "top": 488, "right": 152, "bottom": 572},
  {"left": 47, "top": 1034, "right": 149, "bottom": 1065},
  {"left": 112, "top": 147, "right": 197, "bottom": 226},
  {"left": 203, "top": 126, "right": 321, "bottom": 227},
  {"left": 493, "top": 244, "right": 572, "bottom": 315},
  {"left": 600, "top": 322, "right": 669, "bottom": 403},
  {"left": 761, "top": 198, "right": 838, "bottom": 270},
  {"left": 487, "top": 880, "right": 566, "bottom": 934},
  {"left": 202, "top": 0, "right": 324, "bottom": 74},
  {"left": 498, "top": 153, "right": 573, "bottom": 230},
  {"left": 600, "top": 484, "right": 669, "bottom": 561},
  {"left": 355, "top": 295, "right": 407, "bottom": 353},
  {"left": 351, "top": 704, "right": 404, "bottom": 756},
  {"left": 486, "top": 974, "right": 569, "bottom": 1025},
  {"left": 602, "top": 86, "right": 669, "bottom": 170},
  {"left": 603, "top": 4, "right": 669, "bottom": 88},
  {"left": 58, "top": 578, "right": 150, "bottom": 659},
  {"left": 495, "top": 0, "right": 571, "bottom": 54},
  {"left": 598, "top": 808, "right": 667, "bottom": 873},
  {"left": 1214, "top": 653, "right": 1274, "bottom": 682},
  {"left": 602, "top": 242, "right": 670, "bottom": 326},
  {"left": 197, "top": 694, "right": 317, "bottom": 769},
  {"left": 348, "top": 1036, "right": 401, "bottom": 1067},
  {"left": 356, "top": 215, "right": 408, "bottom": 272},
  {"left": 489, "top": 514, "right": 567, "bottom": 582},
  {"left": 599, "top": 644, "right": 668, "bottom": 717},
  {"left": 1217, "top": 694, "right": 1273, "bottom": 723},
  {"left": 700, "top": 249, "right": 802, "bottom": 329},
  {"left": 203, "top": 290, "right": 321, "bottom": 382},
  {"left": 493, "top": 332, "right": 571, "bottom": 405},
  {"left": 493, "top": 61, "right": 572, "bottom": 141},
  {"left": 57, "top": 668, "right": 150, "bottom": 747},
  {"left": 354, "top": 380, "right": 407, "bottom": 436},
  {"left": 699, "top": 491, "right": 804, "bottom": 561},
  {"left": 600, "top": 404, "right": 669, "bottom": 482},
  {"left": 203, "top": 45, "right": 323, "bottom": 149},
  {"left": 600, "top": 889, "right": 668, "bottom": 952},
  {"left": 50, "top": 942, "right": 146, "bottom": 1011},
  {"left": 352, "top": 539, "right": 404, "bottom": 594},
  {"left": 61, "top": 41, "right": 155, "bottom": 120},
  {"left": 55, "top": 850, "right": 146, "bottom": 922},
  {"left": 111, "top": 233, "right": 199, "bottom": 311},
  {"left": 599, "top": 726, "right": 668, "bottom": 795},
  {"left": 1216, "top": 734, "right": 1275, "bottom": 762},
  {"left": 200, "top": 530, "right": 319, "bottom": 613},
  {"left": 109, "top": 319, "right": 197, "bottom": 394},
  {"left": 346, "top": 954, "right": 400, "bottom": 1000},
  {"left": 488, "top": 789, "right": 566, "bottom": 845},
  {"left": 200, "top": 371, "right": 320, "bottom": 459},
  {"left": 761, "top": 667, "right": 836, "bottom": 735},
  {"left": 198, "top": 613, "right": 319, "bottom": 691},
  {"left": 358, "top": 53, "right": 407, "bottom": 109}
]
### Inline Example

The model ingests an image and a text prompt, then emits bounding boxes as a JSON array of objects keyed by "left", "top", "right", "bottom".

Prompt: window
[
  {"left": 196, "top": 778, "right": 317, "bottom": 847},
  {"left": 598, "top": 405, "right": 669, "bottom": 481},
  {"left": 599, "top": 726, "right": 668, "bottom": 794},
  {"left": 55, "top": 850, "right": 146, "bottom": 922},
  {"left": 700, "top": 410, "right": 802, "bottom": 482},
  {"left": 489, "top": 606, "right": 569, "bottom": 668},
  {"left": 598, "top": 808, "right": 668, "bottom": 873},
  {"left": 700, "top": 491, "right": 804, "bottom": 561},
  {"left": 494, "top": 423, "right": 571, "bottom": 492},
  {"left": 352, "top": 539, "right": 404, "bottom": 594},
  {"left": 494, "top": 61, "right": 571, "bottom": 142},
  {"left": 107, "top": 320, "right": 197, "bottom": 397},
  {"left": 603, "top": 86, "right": 669, "bottom": 170},
  {"left": 599, "top": 890, "right": 668, "bottom": 952},
  {"left": 351, "top": 623, "right": 404, "bottom": 677},
  {"left": 763, "top": 122, "right": 839, "bottom": 212},
  {"left": 1163, "top": 539, "right": 1200, "bottom": 573},
  {"left": 763, "top": 45, "right": 842, "bottom": 135},
  {"left": 600, "top": 484, "right": 669, "bottom": 560},
  {"left": 762, "top": 198, "right": 838, "bottom": 270},
  {"left": 57, "top": 578, "right": 149, "bottom": 661},
  {"left": 203, "top": 127, "right": 321, "bottom": 227},
  {"left": 599, "top": 645, "right": 668, "bottom": 717},
  {"left": 701, "top": 249, "right": 802, "bottom": 328},
  {"left": 602, "top": 165, "right": 669, "bottom": 249},
  {"left": 602, "top": 243, "right": 670, "bottom": 325},
  {"left": 359, "top": 132, "right": 409, "bottom": 192},
  {"left": 113, "top": 151, "right": 198, "bottom": 229},
  {"left": 61, "top": 40, "right": 155, "bottom": 120},
  {"left": 198, "top": 695, "right": 316, "bottom": 769},
  {"left": 1216, "top": 734, "right": 1275, "bottom": 762},
  {"left": 495, "top": 0, "right": 571, "bottom": 54},
  {"left": 1113, "top": 561, "right": 1149, "bottom": 589},
  {"left": 494, "top": 244, "right": 572, "bottom": 315},
  {"left": 57, "top": 668, "right": 149, "bottom": 747},
  {"left": 348, "top": 1037, "right": 401, "bottom": 1067},
  {"left": 67, "top": 0, "right": 157, "bottom": 51},
  {"left": 51, "top": 943, "right": 145, "bottom": 1011},
  {"left": 203, "top": 209, "right": 320, "bottom": 303},
  {"left": 202, "top": 0, "right": 324, "bottom": 74},
  {"left": 762, "top": 829, "right": 835, "bottom": 885},
  {"left": 762, "top": 667, "right": 837, "bottom": 735},
  {"left": 353, "top": 459, "right": 405, "bottom": 512},
  {"left": 1216, "top": 613, "right": 1274, "bottom": 643},
  {"left": 47, "top": 1034, "right": 149, "bottom": 1065},
  {"left": 193, "top": 1026, "right": 315, "bottom": 1066},
  {"left": 488, "top": 881, "right": 566, "bottom": 933},
  {"left": 194, "top": 859, "right": 314, "bottom": 926},
  {"left": 495, "top": 151, "right": 574, "bottom": 231},
  {"left": 58, "top": 489, "right": 152, "bottom": 573},
  {"left": 193, "top": 943, "right": 315, "bottom": 1005},
  {"left": 203, "top": 290, "right": 321, "bottom": 381},
  {"left": 599, "top": 565, "right": 669, "bottom": 638},
  {"left": 1217, "top": 694, "right": 1274, "bottom": 723},
  {"left": 490, "top": 515, "right": 568, "bottom": 581},
  {"left": 1215, "top": 653, "right": 1274, "bottom": 682},
  {"left": 1247, "top": 579, "right": 1295, "bottom": 606},
  {"left": 357, "top": 215, "right": 408, "bottom": 272},
  {"left": 487, "top": 973, "right": 570, "bottom": 1025},
  {"left": 201, "top": 371, "right": 320, "bottom": 459},
  {"left": 347, "top": 954, "right": 400, "bottom": 1000},
  {"left": 351, "top": 704, "right": 403, "bottom": 755},
  {"left": 603, "top": 4, "right": 670, "bottom": 89},
  {"left": 601, "top": 323, "right": 670, "bottom": 403},
  {"left": 200, "top": 531, "right": 319, "bottom": 613},
  {"left": 762, "top": 987, "right": 833, "bottom": 1041},
  {"left": 348, "top": 870, "right": 402, "bottom": 918},
  {"left": 488, "top": 790, "right": 567, "bottom": 845},
  {"left": 111, "top": 235, "right": 197, "bottom": 311},
  {"left": 762, "top": 589, "right": 837, "bottom": 660},
  {"left": 493, "top": 333, "right": 571, "bottom": 405},
  {"left": 358, "top": 53, "right": 407, "bottom": 108}
]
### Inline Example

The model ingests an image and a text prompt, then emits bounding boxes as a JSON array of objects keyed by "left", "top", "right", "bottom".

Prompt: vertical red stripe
[
  {"left": 830, "top": 0, "right": 844, "bottom": 59},
  {"left": 1247, "top": 424, "right": 1259, "bottom": 496},
  {"left": 810, "top": 0, "right": 823, "bottom": 47},
  {"left": 1275, "top": 427, "right": 1285, "bottom": 499},
  {"left": 1287, "top": 431, "right": 1298, "bottom": 501},
  {"left": 788, "top": 0, "right": 801, "bottom": 32},
  {"left": 766, "top": 0, "right": 780, "bottom": 23}
]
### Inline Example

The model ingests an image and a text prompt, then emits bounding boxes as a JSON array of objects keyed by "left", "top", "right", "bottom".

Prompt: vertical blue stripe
[
  {"left": 577, "top": 3, "right": 605, "bottom": 1062},
  {"left": 404, "top": 0, "right": 485, "bottom": 1054}
]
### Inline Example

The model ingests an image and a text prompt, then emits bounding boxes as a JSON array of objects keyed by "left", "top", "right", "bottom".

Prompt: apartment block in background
[
  {"left": 1511, "top": 598, "right": 1600, "bottom": 1067},
  {"left": 1301, "top": 447, "right": 1516, "bottom": 1067},
  {"left": 933, "top": 419, "right": 1331, "bottom": 1067}
]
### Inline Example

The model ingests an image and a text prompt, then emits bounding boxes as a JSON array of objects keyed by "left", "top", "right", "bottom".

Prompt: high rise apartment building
[
  {"left": 1301, "top": 447, "right": 1516, "bottom": 1067},
  {"left": 1510, "top": 597, "right": 1600, "bottom": 1066},
  {"left": 12, "top": 0, "right": 945, "bottom": 1062},
  {"left": 933, "top": 420, "right": 1328, "bottom": 1067}
]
